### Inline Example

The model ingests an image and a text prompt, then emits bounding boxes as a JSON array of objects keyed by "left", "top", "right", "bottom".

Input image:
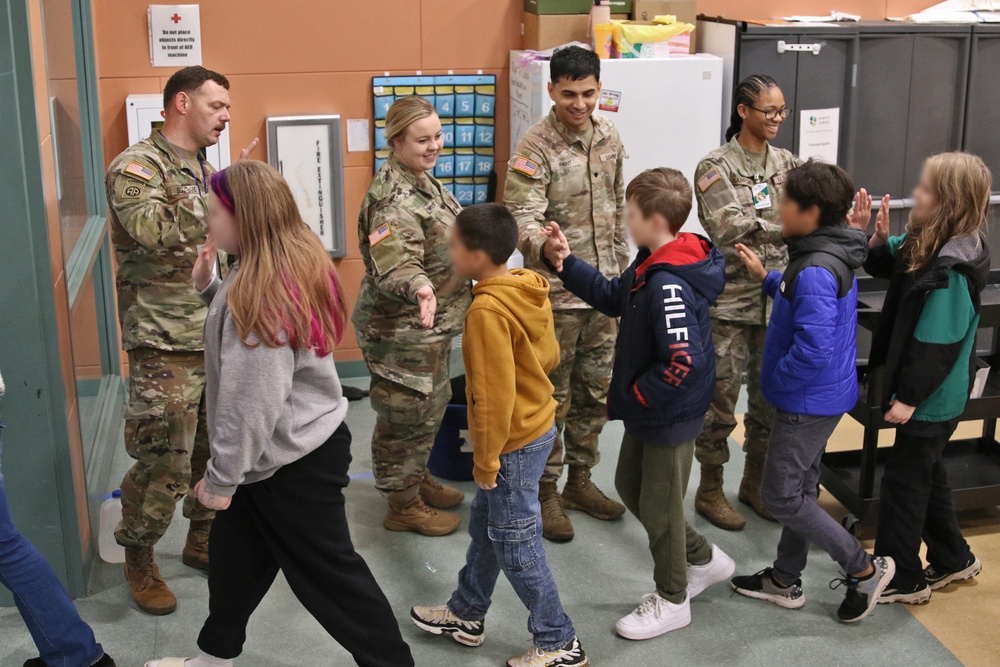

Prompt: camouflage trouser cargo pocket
[{"left": 116, "top": 347, "right": 209, "bottom": 548}]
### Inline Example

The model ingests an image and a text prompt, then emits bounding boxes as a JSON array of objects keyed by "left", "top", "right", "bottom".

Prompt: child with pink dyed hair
[{"left": 146, "top": 161, "right": 413, "bottom": 667}]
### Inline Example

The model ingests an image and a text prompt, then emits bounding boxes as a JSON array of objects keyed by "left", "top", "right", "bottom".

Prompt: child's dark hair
[
  {"left": 455, "top": 203, "right": 519, "bottom": 265},
  {"left": 725, "top": 74, "right": 779, "bottom": 141},
  {"left": 625, "top": 168, "right": 693, "bottom": 233},
  {"left": 784, "top": 160, "right": 855, "bottom": 228},
  {"left": 550, "top": 45, "right": 601, "bottom": 84}
]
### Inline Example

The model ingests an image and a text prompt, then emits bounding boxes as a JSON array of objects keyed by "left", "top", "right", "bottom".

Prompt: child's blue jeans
[
  {"left": 447, "top": 424, "right": 575, "bottom": 651},
  {"left": 0, "top": 423, "right": 105, "bottom": 667}
]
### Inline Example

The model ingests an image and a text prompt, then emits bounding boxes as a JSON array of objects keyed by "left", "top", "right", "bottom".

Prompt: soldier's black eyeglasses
[{"left": 748, "top": 106, "right": 792, "bottom": 121}]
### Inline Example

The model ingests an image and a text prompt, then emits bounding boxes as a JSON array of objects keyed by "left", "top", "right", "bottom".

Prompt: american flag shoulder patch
[
  {"left": 698, "top": 168, "right": 721, "bottom": 192},
  {"left": 124, "top": 161, "right": 156, "bottom": 182},
  {"left": 368, "top": 223, "right": 392, "bottom": 247},
  {"left": 511, "top": 155, "right": 540, "bottom": 177}
]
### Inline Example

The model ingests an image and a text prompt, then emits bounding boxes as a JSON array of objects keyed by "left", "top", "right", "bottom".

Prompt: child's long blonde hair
[
  {"left": 903, "top": 152, "right": 991, "bottom": 273},
  {"left": 214, "top": 160, "right": 347, "bottom": 356}
]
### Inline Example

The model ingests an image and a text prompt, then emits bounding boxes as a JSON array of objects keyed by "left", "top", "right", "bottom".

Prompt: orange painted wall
[
  {"left": 93, "top": 0, "right": 937, "bottom": 364},
  {"left": 93, "top": 0, "right": 523, "bottom": 364}
]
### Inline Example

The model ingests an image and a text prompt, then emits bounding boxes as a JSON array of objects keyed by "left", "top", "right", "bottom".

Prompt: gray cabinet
[
  {"left": 851, "top": 23, "right": 971, "bottom": 200},
  {"left": 965, "top": 24, "right": 1000, "bottom": 186}
]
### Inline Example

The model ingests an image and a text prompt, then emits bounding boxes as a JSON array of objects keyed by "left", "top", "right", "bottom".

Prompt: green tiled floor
[{"left": 0, "top": 380, "right": 961, "bottom": 666}]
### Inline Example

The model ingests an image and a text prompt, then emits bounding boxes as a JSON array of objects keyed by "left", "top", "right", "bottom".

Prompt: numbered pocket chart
[{"left": 373, "top": 74, "right": 495, "bottom": 201}]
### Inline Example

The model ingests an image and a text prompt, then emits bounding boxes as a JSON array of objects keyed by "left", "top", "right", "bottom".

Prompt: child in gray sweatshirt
[{"left": 145, "top": 161, "right": 412, "bottom": 667}]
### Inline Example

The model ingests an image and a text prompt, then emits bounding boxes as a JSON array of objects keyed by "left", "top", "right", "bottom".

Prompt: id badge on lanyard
[{"left": 752, "top": 182, "right": 772, "bottom": 210}]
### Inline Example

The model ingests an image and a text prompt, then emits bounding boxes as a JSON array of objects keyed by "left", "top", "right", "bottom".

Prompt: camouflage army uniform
[
  {"left": 504, "top": 109, "right": 628, "bottom": 483},
  {"left": 693, "top": 136, "right": 802, "bottom": 467},
  {"left": 353, "top": 155, "right": 472, "bottom": 496},
  {"left": 106, "top": 130, "right": 216, "bottom": 548}
]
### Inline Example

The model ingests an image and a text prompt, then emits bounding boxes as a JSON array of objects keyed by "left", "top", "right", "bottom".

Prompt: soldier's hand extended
[
  {"left": 415, "top": 285, "right": 437, "bottom": 329},
  {"left": 735, "top": 243, "right": 767, "bottom": 283},
  {"left": 541, "top": 222, "right": 570, "bottom": 272},
  {"left": 237, "top": 137, "right": 260, "bottom": 162},
  {"left": 193, "top": 235, "right": 218, "bottom": 292},
  {"left": 195, "top": 479, "right": 231, "bottom": 511},
  {"left": 870, "top": 195, "right": 891, "bottom": 249},
  {"left": 847, "top": 188, "right": 873, "bottom": 232}
]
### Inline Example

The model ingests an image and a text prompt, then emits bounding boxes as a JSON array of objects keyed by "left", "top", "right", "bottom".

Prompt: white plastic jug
[{"left": 98, "top": 490, "right": 125, "bottom": 564}]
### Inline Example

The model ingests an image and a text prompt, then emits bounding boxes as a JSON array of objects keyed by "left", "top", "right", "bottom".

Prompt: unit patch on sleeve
[
  {"left": 124, "top": 161, "right": 156, "bottom": 182},
  {"left": 368, "top": 223, "right": 392, "bottom": 247},
  {"left": 698, "top": 168, "right": 721, "bottom": 192},
  {"left": 121, "top": 184, "right": 144, "bottom": 199},
  {"left": 510, "top": 155, "right": 539, "bottom": 177}
]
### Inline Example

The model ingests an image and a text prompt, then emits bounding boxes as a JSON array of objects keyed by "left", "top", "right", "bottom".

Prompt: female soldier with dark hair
[{"left": 692, "top": 75, "right": 803, "bottom": 531}]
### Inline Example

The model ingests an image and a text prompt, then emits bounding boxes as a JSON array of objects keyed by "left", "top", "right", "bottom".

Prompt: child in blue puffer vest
[{"left": 729, "top": 160, "right": 895, "bottom": 624}]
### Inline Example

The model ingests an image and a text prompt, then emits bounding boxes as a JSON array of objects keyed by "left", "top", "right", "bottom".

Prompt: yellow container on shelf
[{"left": 592, "top": 23, "right": 614, "bottom": 58}]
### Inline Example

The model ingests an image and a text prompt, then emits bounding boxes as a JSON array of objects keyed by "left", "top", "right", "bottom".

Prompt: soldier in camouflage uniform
[
  {"left": 693, "top": 75, "right": 803, "bottom": 531},
  {"left": 106, "top": 66, "right": 254, "bottom": 615},
  {"left": 505, "top": 46, "right": 628, "bottom": 542},
  {"left": 354, "top": 96, "right": 472, "bottom": 537}
]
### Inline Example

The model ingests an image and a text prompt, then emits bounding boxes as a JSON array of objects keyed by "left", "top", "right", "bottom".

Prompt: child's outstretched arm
[
  {"left": 546, "top": 223, "right": 627, "bottom": 317},
  {"left": 735, "top": 243, "right": 783, "bottom": 299}
]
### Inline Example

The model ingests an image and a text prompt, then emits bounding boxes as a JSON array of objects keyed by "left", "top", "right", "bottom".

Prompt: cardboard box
[
  {"left": 524, "top": 0, "right": 633, "bottom": 15},
  {"left": 631, "top": 0, "right": 697, "bottom": 51},
  {"left": 522, "top": 12, "right": 629, "bottom": 51}
]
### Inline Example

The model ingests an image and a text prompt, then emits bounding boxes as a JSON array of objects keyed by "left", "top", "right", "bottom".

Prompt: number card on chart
[{"left": 373, "top": 74, "right": 496, "bottom": 205}]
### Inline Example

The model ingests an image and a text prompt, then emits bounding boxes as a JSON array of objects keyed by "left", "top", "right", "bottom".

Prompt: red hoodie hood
[{"left": 635, "top": 233, "right": 711, "bottom": 278}]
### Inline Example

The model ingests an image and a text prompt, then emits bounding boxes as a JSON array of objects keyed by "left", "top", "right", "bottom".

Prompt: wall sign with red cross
[{"left": 148, "top": 5, "right": 203, "bottom": 67}]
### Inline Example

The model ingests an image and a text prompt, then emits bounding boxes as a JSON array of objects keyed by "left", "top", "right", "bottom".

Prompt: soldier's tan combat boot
[
  {"left": 384, "top": 490, "right": 460, "bottom": 536},
  {"left": 738, "top": 457, "right": 776, "bottom": 521},
  {"left": 124, "top": 546, "right": 177, "bottom": 615},
  {"left": 561, "top": 465, "right": 626, "bottom": 521},
  {"left": 182, "top": 519, "right": 211, "bottom": 572},
  {"left": 420, "top": 471, "right": 465, "bottom": 509},
  {"left": 695, "top": 464, "right": 746, "bottom": 531},
  {"left": 540, "top": 480, "right": 574, "bottom": 542}
]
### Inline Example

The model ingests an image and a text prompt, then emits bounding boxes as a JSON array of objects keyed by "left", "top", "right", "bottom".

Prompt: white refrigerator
[{"left": 509, "top": 52, "right": 724, "bottom": 242}]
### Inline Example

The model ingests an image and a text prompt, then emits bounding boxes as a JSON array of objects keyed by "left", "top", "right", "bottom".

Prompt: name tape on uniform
[
  {"left": 124, "top": 161, "right": 156, "bottom": 182},
  {"left": 369, "top": 223, "right": 392, "bottom": 247},
  {"left": 511, "top": 155, "right": 539, "bottom": 177},
  {"left": 698, "top": 168, "right": 721, "bottom": 192}
]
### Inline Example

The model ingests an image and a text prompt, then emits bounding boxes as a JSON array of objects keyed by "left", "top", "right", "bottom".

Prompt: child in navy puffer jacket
[{"left": 729, "top": 161, "right": 895, "bottom": 625}]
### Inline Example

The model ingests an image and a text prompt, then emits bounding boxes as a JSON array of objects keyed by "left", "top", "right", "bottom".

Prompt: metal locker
[
  {"left": 965, "top": 24, "right": 1000, "bottom": 186},
  {"left": 852, "top": 23, "right": 971, "bottom": 200}
]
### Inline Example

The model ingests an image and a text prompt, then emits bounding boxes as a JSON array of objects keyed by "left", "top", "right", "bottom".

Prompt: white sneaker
[
  {"left": 614, "top": 593, "right": 691, "bottom": 640},
  {"left": 688, "top": 544, "right": 736, "bottom": 599}
]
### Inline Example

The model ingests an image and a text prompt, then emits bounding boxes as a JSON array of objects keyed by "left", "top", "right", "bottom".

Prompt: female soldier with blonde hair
[{"left": 354, "top": 96, "right": 472, "bottom": 536}]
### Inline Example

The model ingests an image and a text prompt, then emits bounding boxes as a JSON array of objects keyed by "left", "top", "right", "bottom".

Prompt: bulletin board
[{"left": 373, "top": 74, "right": 496, "bottom": 206}]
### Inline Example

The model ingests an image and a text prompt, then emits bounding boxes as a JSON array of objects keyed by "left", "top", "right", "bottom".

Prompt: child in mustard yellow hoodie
[{"left": 411, "top": 203, "right": 588, "bottom": 667}]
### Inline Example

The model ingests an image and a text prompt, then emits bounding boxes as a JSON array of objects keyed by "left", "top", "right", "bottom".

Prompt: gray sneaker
[
  {"left": 731, "top": 568, "right": 806, "bottom": 609},
  {"left": 833, "top": 555, "right": 896, "bottom": 623}
]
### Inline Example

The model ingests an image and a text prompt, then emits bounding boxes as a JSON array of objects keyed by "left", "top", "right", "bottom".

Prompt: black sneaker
[
  {"left": 831, "top": 555, "right": 895, "bottom": 622},
  {"left": 731, "top": 567, "right": 806, "bottom": 609},
  {"left": 410, "top": 604, "right": 485, "bottom": 647},
  {"left": 879, "top": 580, "right": 933, "bottom": 605},
  {"left": 924, "top": 557, "right": 982, "bottom": 591}
]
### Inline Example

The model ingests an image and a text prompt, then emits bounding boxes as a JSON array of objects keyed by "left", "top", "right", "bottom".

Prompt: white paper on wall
[{"left": 798, "top": 108, "right": 840, "bottom": 164}]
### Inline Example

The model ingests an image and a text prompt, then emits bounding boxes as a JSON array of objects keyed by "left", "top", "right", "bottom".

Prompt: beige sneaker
[
  {"left": 506, "top": 637, "right": 589, "bottom": 667},
  {"left": 384, "top": 494, "right": 460, "bottom": 536}
]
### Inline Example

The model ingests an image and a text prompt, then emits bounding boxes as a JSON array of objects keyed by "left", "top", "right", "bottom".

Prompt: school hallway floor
[{"left": 2, "top": 380, "right": 999, "bottom": 667}]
